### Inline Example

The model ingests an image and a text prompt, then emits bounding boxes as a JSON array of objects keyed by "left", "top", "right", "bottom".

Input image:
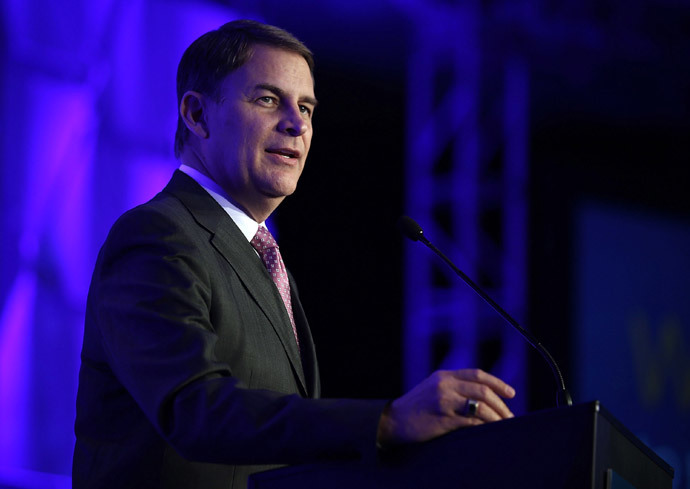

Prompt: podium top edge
[
  {"left": 590, "top": 401, "right": 674, "bottom": 477},
  {"left": 532, "top": 401, "right": 674, "bottom": 478}
]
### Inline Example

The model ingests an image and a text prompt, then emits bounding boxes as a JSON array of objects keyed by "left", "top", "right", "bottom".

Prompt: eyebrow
[{"left": 255, "top": 83, "right": 319, "bottom": 107}]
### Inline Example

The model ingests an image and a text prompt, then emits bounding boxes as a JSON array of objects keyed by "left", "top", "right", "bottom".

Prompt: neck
[
  {"left": 178, "top": 150, "right": 283, "bottom": 223},
  {"left": 240, "top": 197, "right": 283, "bottom": 223}
]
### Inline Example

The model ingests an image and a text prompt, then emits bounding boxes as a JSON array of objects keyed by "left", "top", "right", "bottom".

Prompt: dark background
[{"left": 276, "top": 62, "right": 406, "bottom": 399}]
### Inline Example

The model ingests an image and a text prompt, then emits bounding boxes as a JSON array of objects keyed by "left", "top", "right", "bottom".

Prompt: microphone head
[{"left": 397, "top": 216, "right": 425, "bottom": 242}]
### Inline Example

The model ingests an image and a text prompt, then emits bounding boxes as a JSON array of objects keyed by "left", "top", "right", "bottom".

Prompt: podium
[{"left": 249, "top": 401, "right": 673, "bottom": 489}]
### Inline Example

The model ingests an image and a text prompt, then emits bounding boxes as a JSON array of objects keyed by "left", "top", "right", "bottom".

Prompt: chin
[{"left": 267, "top": 181, "right": 299, "bottom": 197}]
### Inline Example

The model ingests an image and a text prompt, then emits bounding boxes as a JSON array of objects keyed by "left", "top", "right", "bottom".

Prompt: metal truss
[{"left": 401, "top": 3, "right": 528, "bottom": 412}]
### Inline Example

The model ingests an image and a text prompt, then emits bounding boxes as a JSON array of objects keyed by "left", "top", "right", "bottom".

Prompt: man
[{"left": 73, "top": 20, "right": 515, "bottom": 489}]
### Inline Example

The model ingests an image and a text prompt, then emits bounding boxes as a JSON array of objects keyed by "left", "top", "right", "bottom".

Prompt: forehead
[{"left": 221, "top": 44, "right": 315, "bottom": 97}]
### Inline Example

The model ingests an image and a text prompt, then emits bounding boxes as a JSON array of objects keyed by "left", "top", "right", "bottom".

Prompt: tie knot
[{"left": 251, "top": 226, "right": 278, "bottom": 254}]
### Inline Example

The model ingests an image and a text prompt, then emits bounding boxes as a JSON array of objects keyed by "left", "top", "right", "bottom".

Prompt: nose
[{"left": 278, "top": 105, "right": 309, "bottom": 137}]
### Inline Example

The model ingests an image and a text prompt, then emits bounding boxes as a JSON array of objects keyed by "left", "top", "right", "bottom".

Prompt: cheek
[
  {"left": 244, "top": 122, "right": 272, "bottom": 148},
  {"left": 303, "top": 131, "right": 314, "bottom": 152}
]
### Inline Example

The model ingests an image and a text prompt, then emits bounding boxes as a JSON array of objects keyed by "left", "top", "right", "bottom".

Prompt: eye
[
  {"left": 299, "top": 105, "right": 313, "bottom": 116},
  {"left": 257, "top": 96, "right": 277, "bottom": 106}
]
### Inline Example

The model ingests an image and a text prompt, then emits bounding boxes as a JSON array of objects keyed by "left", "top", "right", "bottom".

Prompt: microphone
[{"left": 397, "top": 215, "right": 573, "bottom": 408}]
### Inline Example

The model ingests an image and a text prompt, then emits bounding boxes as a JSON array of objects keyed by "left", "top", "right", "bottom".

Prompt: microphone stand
[{"left": 399, "top": 216, "right": 573, "bottom": 407}]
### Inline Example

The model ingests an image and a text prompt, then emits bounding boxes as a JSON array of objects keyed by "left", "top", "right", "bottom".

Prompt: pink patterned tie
[{"left": 250, "top": 226, "right": 299, "bottom": 350}]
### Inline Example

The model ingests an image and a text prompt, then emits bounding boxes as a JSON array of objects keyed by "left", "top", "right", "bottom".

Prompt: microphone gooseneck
[{"left": 398, "top": 215, "right": 573, "bottom": 408}]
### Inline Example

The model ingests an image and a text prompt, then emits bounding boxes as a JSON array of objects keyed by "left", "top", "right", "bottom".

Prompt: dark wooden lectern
[{"left": 249, "top": 401, "right": 673, "bottom": 489}]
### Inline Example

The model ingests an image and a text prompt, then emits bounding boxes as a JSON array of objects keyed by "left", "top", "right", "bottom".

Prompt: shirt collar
[{"left": 178, "top": 164, "right": 263, "bottom": 242}]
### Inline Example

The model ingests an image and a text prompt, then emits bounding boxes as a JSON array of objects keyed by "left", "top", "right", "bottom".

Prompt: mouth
[{"left": 265, "top": 148, "right": 301, "bottom": 160}]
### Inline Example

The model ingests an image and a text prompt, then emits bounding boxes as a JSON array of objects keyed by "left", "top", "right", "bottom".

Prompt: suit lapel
[
  {"left": 289, "top": 277, "right": 320, "bottom": 398},
  {"left": 163, "top": 171, "right": 308, "bottom": 395}
]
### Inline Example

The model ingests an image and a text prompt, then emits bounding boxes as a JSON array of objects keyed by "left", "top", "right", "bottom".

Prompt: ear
[{"left": 179, "top": 91, "right": 209, "bottom": 139}]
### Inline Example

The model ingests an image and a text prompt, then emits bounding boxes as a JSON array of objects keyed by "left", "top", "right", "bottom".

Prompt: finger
[
  {"left": 455, "top": 413, "right": 484, "bottom": 429},
  {"left": 451, "top": 368, "right": 516, "bottom": 399},
  {"left": 440, "top": 381, "right": 505, "bottom": 424},
  {"left": 460, "top": 381, "right": 514, "bottom": 419},
  {"left": 456, "top": 395, "right": 507, "bottom": 422},
  {"left": 443, "top": 395, "right": 486, "bottom": 428},
  {"left": 444, "top": 371, "right": 514, "bottom": 419},
  {"left": 457, "top": 397, "right": 480, "bottom": 417}
]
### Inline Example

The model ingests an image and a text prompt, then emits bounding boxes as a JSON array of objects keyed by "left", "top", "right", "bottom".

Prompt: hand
[{"left": 376, "top": 369, "right": 515, "bottom": 446}]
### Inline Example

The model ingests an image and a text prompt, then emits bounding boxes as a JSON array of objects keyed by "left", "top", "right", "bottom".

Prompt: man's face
[{"left": 202, "top": 44, "right": 316, "bottom": 220}]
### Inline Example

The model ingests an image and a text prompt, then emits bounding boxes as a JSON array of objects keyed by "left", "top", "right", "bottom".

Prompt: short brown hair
[{"left": 174, "top": 19, "right": 314, "bottom": 158}]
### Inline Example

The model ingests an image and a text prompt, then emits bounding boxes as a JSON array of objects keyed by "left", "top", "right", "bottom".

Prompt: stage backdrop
[
  {"left": 0, "top": 1, "right": 243, "bottom": 485},
  {"left": 574, "top": 200, "right": 690, "bottom": 488}
]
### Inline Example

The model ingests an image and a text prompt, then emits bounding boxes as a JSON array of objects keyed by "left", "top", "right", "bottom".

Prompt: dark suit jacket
[{"left": 73, "top": 171, "right": 386, "bottom": 488}]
